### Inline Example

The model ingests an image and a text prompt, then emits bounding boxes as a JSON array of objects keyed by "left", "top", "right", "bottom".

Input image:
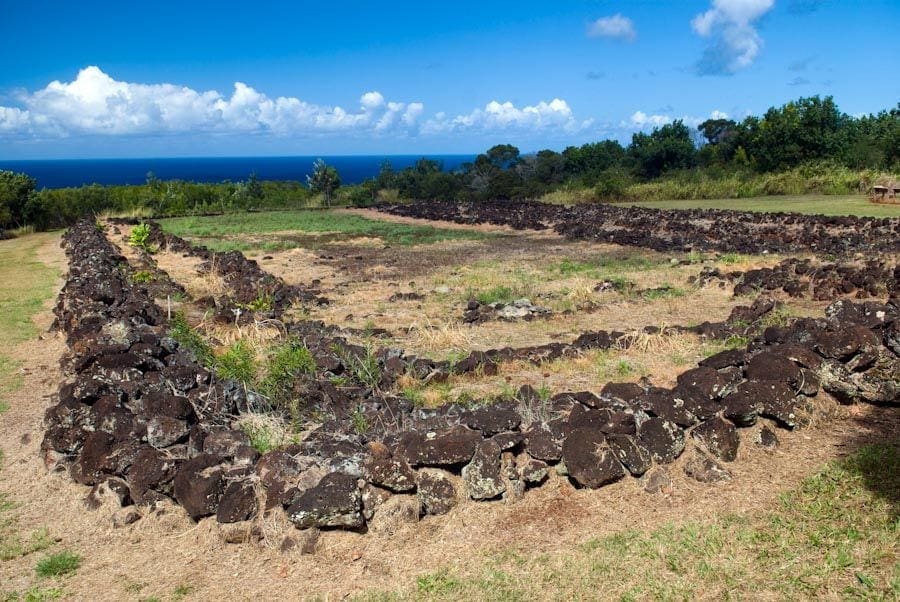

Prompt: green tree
[
  {"left": 307, "top": 159, "right": 341, "bottom": 206},
  {"left": 0, "top": 170, "right": 37, "bottom": 228},
  {"left": 628, "top": 121, "right": 697, "bottom": 178}
]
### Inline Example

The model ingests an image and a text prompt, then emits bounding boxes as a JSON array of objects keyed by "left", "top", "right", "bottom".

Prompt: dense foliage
[{"left": 0, "top": 95, "right": 897, "bottom": 232}]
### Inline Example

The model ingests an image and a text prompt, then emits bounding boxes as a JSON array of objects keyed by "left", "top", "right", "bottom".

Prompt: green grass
[
  {"left": 0, "top": 234, "right": 59, "bottom": 414},
  {"left": 159, "top": 209, "right": 492, "bottom": 250},
  {"left": 357, "top": 442, "right": 900, "bottom": 601},
  {"left": 34, "top": 551, "right": 81, "bottom": 578},
  {"left": 625, "top": 194, "right": 900, "bottom": 218},
  {"left": 2, "top": 586, "right": 65, "bottom": 601}
]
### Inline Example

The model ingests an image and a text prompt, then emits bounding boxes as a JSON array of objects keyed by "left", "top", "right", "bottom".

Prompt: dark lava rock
[
  {"left": 401, "top": 426, "right": 482, "bottom": 467},
  {"left": 691, "top": 417, "right": 740, "bottom": 462},
  {"left": 757, "top": 425, "right": 779, "bottom": 449},
  {"left": 523, "top": 426, "right": 562, "bottom": 462},
  {"left": 127, "top": 446, "right": 180, "bottom": 503},
  {"left": 146, "top": 415, "right": 189, "bottom": 449},
  {"left": 746, "top": 350, "right": 802, "bottom": 385},
  {"left": 173, "top": 453, "right": 226, "bottom": 520},
  {"left": 684, "top": 453, "right": 732, "bottom": 483},
  {"left": 638, "top": 417, "right": 685, "bottom": 464},
  {"left": 286, "top": 472, "right": 363, "bottom": 529},
  {"left": 461, "top": 401, "right": 521, "bottom": 436},
  {"left": 519, "top": 459, "right": 549, "bottom": 485},
  {"left": 365, "top": 455, "right": 416, "bottom": 493},
  {"left": 216, "top": 481, "right": 258, "bottom": 523},
  {"left": 600, "top": 382, "right": 645, "bottom": 404},
  {"left": 203, "top": 429, "right": 253, "bottom": 458},
  {"left": 561, "top": 428, "right": 626, "bottom": 488},
  {"left": 417, "top": 469, "right": 458, "bottom": 516},
  {"left": 461, "top": 439, "right": 505, "bottom": 500},
  {"left": 606, "top": 434, "right": 652, "bottom": 476},
  {"left": 699, "top": 349, "right": 747, "bottom": 370},
  {"left": 636, "top": 390, "right": 695, "bottom": 427}
]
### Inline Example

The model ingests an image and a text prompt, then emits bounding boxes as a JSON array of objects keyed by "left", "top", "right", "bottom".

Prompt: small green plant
[
  {"left": 128, "top": 223, "right": 154, "bottom": 252},
  {"left": 351, "top": 406, "right": 369, "bottom": 434},
  {"left": 334, "top": 344, "right": 382, "bottom": 390},
  {"left": 402, "top": 385, "right": 425, "bottom": 407},
  {"left": 3, "top": 586, "right": 66, "bottom": 602},
  {"left": 474, "top": 285, "right": 515, "bottom": 305},
  {"left": 172, "top": 584, "right": 194, "bottom": 600},
  {"left": 169, "top": 312, "right": 213, "bottom": 365},
  {"left": 536, "top": 381, "right": 552, "bottom": 403},
  {"left": 616, "top": 360, "right": 636, "bottom": 376},
  {"left": 260, "top": 338, "right": 316, "bottom": 403},
  {"left": 237, "top": 292, "right": 274, "bottom": 312},
  {"left": 642, "top": 285, "right": 686, "bottom": 300},
  {"left": 214, "top": 340, "right": 257, "bottom": 384},
  {"left": 723, "top": 334, "right": 749, "bottom": 350},
  {"left": 718, "top": 252, "right": 745, "bottom": 265},
  {"left": 35, "top": 551, "right": 81, "bottom": 578},
  {"left": 130, "top": 270, "right": 155, "bottom": 284},
  {"left": 239, "top": 420, "right": 281, "bottom": 454}
]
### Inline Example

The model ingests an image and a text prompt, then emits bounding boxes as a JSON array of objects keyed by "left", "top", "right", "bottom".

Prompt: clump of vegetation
[
  {"left": 127, "top": 223, "right": 154, "bottom": 252},
  {"left": 130, "top": 270, "right": 155, "bottom": 284},
  {"left": 259, "top": 337, "right": 316, "bottom": 403},
  {"left": 351, "top": 406, "right": 369, "bottom": 434},
  {"left": 214, "top": 340, "right": 257, "bottom": 384},
  {"left": 34, "top": 551, "right": 81, "bottom": 578},
  {"left": 335, "top": 344, "right": 382, "bottom": 390},
  {"left": 168, "top": 312, "right": 213, "bottom": 365},
  {"left": 237, "top": 292, "right": 274, "bottom": 312},
  {"left": 474, "top": 285, "right": 516, "bottom": 305},
  {"left": 642, "top": 284, "right": 686, "bottom": 300}
]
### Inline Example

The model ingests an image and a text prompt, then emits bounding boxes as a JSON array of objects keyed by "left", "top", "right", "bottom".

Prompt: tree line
[{"left": 1, "top": 95, "right": 897, "bottom": 233}]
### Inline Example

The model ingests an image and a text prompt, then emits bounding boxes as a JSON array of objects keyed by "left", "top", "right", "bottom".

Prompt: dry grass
[{"left": 406, "top": 319, "right": 474, "bottom": 356}]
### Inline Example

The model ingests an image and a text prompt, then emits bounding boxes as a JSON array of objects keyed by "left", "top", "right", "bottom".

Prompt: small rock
[
  {"left": 757, "top": 425, "right": 779, "bottom": 450},
  {"left": 561, "top": 428, "right": 626, "bottom": 488},
  {"left": 691, "top": 417, "right": 740, "bottom": 462},
  {"left": 417, "top": 469, "right": 458, "bottom": 516},
  {"left": 112, "top": 508, "right": 141, "bottom": 528},
  {"left": 643, "top": 467, "right": 672, "bottom": 494},
  {"left": 684, "top": 453, "right": 732, "bottom": 483}
]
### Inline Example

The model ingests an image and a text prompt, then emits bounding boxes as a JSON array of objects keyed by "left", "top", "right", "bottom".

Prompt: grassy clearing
[
  {"left": 159, "top": 210, "right": 492, "bottom": 250},
  {"left": 358, "top": 442, "right": 900, "bottom": 601},
  {"left": 623, "top": 194, "right": 900, "bottom": 218},
  {"left": 0, "top": 234, "right": 59, "bottom": 411}
]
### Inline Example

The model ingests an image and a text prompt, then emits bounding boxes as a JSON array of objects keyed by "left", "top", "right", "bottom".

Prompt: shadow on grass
[{"left": 835, "top": 407, "right": 900, "bottom": 518}]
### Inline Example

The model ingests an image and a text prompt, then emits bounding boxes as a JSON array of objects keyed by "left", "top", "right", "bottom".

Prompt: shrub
[
  {"left": 214, "top": 340, "right": 257, "bottom": 384},
  {"left": 169, "top": 312, "right": 213, "bottom": 365},
  {"left": 127, "top": 223, "right": 153, "bottom": 252},
  {"left": 260, "top": 338, "right": 316, "bottom": 403},
  {"left": 35, "top": 551, "right": 81, "bottom": 577}
]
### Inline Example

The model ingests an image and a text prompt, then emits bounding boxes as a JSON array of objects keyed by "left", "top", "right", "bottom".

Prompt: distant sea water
[{"left": 0, "top": 155, "right": 476, "bottom": 189}]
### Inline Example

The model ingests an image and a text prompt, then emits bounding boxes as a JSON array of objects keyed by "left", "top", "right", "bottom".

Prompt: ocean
[{"left": 0, "top": 155, "right": 476, "bottom": 189}]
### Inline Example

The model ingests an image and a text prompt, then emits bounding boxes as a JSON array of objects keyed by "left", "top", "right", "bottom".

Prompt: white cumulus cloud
[
  {"left": 691, "top": 0, "right": 774, "bottom": 75},
  {"left": 587, "top": 14, "right": 637, "bottom": 42},
  {"left": 624, "top": 109, "right": 731, "bottom": 130},
  {"left": 424, "top": 98, "right": 592, "bottom": 135},
  {"left": 0, "top": 66, "right": 423, "bottom": 138},
  {"left": 0, "top": 67, "right": 590, "bottom": 142}
]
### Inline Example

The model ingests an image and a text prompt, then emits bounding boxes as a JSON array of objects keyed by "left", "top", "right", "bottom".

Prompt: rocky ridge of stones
[
  {"left": 377, "top": 200, "right": 900, "bottom": 256},
  {"left": 43, "top": 219, "right": 899, "bottom": 538}
]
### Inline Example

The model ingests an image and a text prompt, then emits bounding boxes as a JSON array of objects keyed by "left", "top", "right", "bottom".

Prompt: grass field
[
  {"left": 622, "top": 194, "right": 900, "bottom": 218},
  {"left": 0, "top": 234, "right": 59, "bottom": 414},
  {"left": 159, "top": 210, "right": 493, "bottom": 252},
  {"left": 360, "top": 444, "right": 899, "bottom": 601}
]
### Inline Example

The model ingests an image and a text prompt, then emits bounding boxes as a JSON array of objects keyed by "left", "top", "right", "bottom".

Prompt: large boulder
[
  {"left": 638, "top": 418, "right": 685, "bottom": 464},
  {"left": 417, "top": 469, "right": 458, "bottom": 516},
  {"left": 461, "top": 439, "right": 505, "bottom": 500},
  {"left": 561, "top": 428, "right": 626, "bottom": 488},
  {"left": 401, "top": 426, "right": 482, "bottom": 467},
  {"left": 173, "top": 453, "right": 227, "bottom": 520},
  {"left": 285, "top": 472, "right": 363, "bottom": 529},
  {"left": 691, "top": 417, "right": 740, "bottom": 462}
]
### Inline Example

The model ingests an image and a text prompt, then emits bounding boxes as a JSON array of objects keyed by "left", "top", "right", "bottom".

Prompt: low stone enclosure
[{"left": 41, "top": 215, "right": 899, "bottom": 537}]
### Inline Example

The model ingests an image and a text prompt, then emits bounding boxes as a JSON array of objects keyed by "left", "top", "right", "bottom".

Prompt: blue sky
[{"left": 0, "top": 0, "right": 897, "bottom": 159}]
